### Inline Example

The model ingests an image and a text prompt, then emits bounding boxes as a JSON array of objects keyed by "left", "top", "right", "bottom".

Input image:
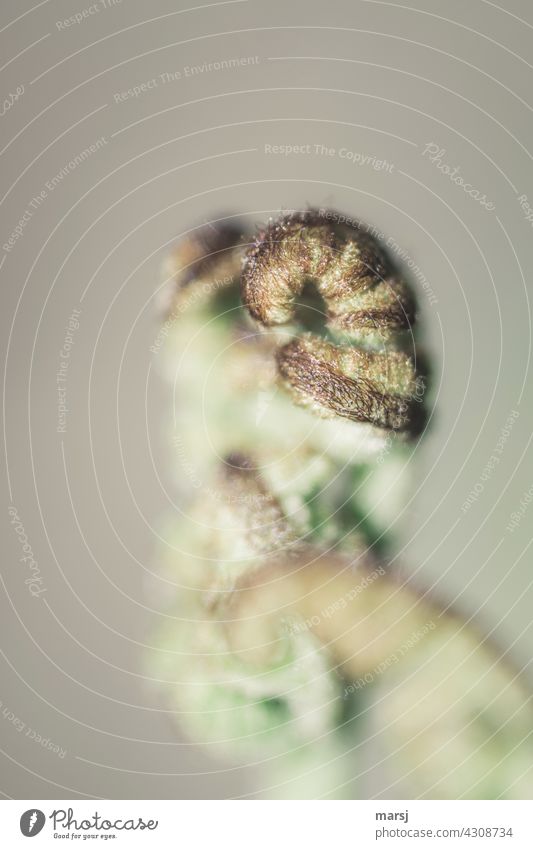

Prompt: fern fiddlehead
[{"left": 149, "top": 210, "right": 533, "bottom": 799}]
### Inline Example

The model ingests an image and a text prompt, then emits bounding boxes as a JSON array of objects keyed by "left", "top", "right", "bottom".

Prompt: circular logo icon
[{"left": 20, "top": 810, "right": 46, "bottom": 837}]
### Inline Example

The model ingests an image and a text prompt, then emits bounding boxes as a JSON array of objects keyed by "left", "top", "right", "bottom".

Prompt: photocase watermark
[
  {"left": 172, "top": 433, "right": 204, "bottom": 491},
  {"left": 55, "top": 0, "right": 121, "bottom": 30},
  {"left": 8, "top": 506, "right": 46, "bottom": 597},
  {"left": 384, "top": 235, "right": 438, "bottom": 306},
  {"left": 19, "top": 807, "right": 159, "bottom": 837},
  {"left": 421, "top": 143, "right": 496, "bottom": 212},
  {"left": 3, "top": 138, "right": 108, "bottom": 254},
  {"left": 283, "top": 566, "right": 386, "bottom": 637},
  {"left": 0, "top": 699, "right": 66, "bottom": 758},
  {"left": 461, "top": 409, "right": 519, "bottom": 513},
  {"left": 180, "top": 55, "right": 260, "bottom": 78},
  {"left": 171, "top": 433, "right": 271, "bottom": 505},
  {"left": 49, "top": 808, "right": 158, "bottom": 835},
  {"left": 113, "top": 56, "right": 260, "bottom": 103},
  {"left": 506, "top": 483, "right": 533, "bottom": 534},
  {"left": 46, "top": 137, "right": 108, "bottom": 192},
  {"left": 264, "top": 143, "right": 394, "bottom": 172},
  {"left": 1, "top": 84, "right": 24, "bottom": 118},
  {"left": 56, "top": 308, "right": 81, "bottom": 433},
  {"left": 517, "top": 194, "right": 533, "bottom": 229},
  {"left": 343, "top": 620, "right": 436, "bottom": 696},
  {"left": 150, "top": 275, "right": 232, "bottom": 354},
  {"left": 317, "top": 208, "right": 438, "bottom": 306},
  {"left": 20, "top": 810, "right": 46, "bottom": 837}
]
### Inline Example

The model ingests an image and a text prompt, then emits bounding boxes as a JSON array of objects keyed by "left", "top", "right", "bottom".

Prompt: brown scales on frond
[
  {"left": 241, "top": 209, "right": 396, "bottom": 327},
  {"left": 241, "top": 209, "right": 424, "bottom": 436},
  {"left": 277, "top": 339, "right": 417, "bottom": 433}
]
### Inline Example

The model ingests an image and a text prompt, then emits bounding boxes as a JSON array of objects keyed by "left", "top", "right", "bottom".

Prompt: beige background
[{"left": 1, "top": 0, "right": 532, "bottom": 799}]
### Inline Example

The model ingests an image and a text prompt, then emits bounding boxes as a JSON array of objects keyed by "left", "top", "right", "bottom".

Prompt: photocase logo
[{"left": 20, "top": 809, "right": 45, "bottom": 837}]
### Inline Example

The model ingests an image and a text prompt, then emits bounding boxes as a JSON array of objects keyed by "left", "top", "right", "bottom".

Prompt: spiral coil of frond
[{"left": 149, "top": 210, "right": 533, "bottom": 799}]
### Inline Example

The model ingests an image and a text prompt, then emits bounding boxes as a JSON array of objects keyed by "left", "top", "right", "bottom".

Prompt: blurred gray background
[{"left": 1, "top": 0, "right": 532, "bottom": 799}]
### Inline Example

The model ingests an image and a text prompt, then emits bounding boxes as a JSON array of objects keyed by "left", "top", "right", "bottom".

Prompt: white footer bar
[{"left": 1, "top": 800, "right": 531, "bottom": 847}]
